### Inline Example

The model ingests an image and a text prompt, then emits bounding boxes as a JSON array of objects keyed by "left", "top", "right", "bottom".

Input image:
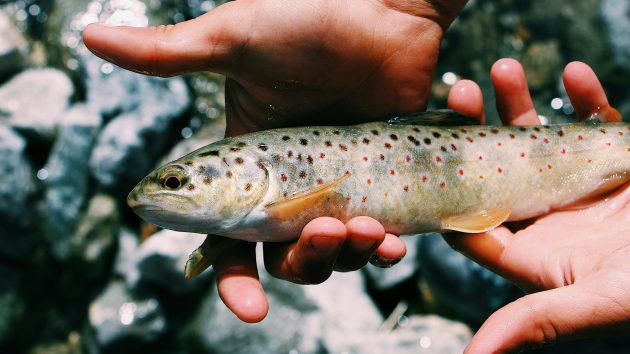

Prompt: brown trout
[{"left": 128, "top": 110, "right": 630, "bottom": 276}]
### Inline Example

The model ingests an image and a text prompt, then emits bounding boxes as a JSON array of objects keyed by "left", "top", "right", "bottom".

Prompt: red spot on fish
[
  {"left": 405, "top": 155, "right": 411, "bottom": 162},
  {"left": 281, "top": 174, "right": 287, "bottom": 182},
  {"left": 362, "top": 196, "right": 367, "bottom": 203},
  {"left": 319, "top": 153, "right": 326, "bottom": 159},
  {"left": 606, "top": 142, "right": 612, "bottom": 146},
  {"left": 520, "top": 152, "right": 526, "bottom": 158},
  {"left": 363, "top": 156, "right": 369, "bottom": 162},
  {"left": 380, "top": 154, "right": 385, "bottom": 161},
  {"left": 497, "top": 142, "right": 502, "bottom": 147},
  {"left": 479, "top": 175, "right": 484, "bottom": 180},
  {"left": 441, "top": 146, "right": 447, "bottom": 152},
  {"left": 458, "top": 169, "right": 464, "bottom": 176},
  {"left": 384, "top": 192, "right": 388, "bottom": 198},
  {"left": 345, "top": 170, "right": 352, "bottom": 176},
  {"left": 466, "top": 137, "right": 474, "bottom": 143},
  {"left": 299, "top": 171, "right": 306, "bottom": 179},
  {"left": 561, "top": 148, "right": 566, "bottom": 154},
  {"left": 384, "top": 143, "right": 392, "bottom": 149},
  {"left": 389, "top": 170, "right": 396, "bottom": 176},
  {"left": 539, "top": 168, "right": 544, "bottom": 173},
  {"left": 509, "top": 133, "right": 516, "bottom": 139},
  {"left": 544, "top": 138, "right": 550, "bottom": 144},
  {"left": 435, "top": 156, "right": 442, "bottom": 163},
  {"left": 619, "top": 131, "right": 625, "bottom": 136},
  {"left": 346, "top": 196, "right": 352, "bottom": 201},
  {"left": 578, "top": 135, "right": 584, "bottom": 141},
  {"left": 367, "top": 179, "right": 372, "bottom": 185},
  {"left": 547, "top": 164, "right": 553, "bottom": 170},
  {"left": 588, "top": 160, "right": 593, "bottom": 163},
  {"left": 451, "top": 144, "right": 457, "bottom": 151},
  {"left": 403, "top": 186, "right": 409, "bottom": 192},
  {"left": 287, "top": 151, "right": 293, "bottom": 158},
  {"left": 600, "top": 128, "right": 607, "bottom": 134},
  {"left": 422, "top": 176, "right": 428, "bottom": 183},
  {"left": 530, "top": 134, "right": 538, "bottom": 140},
  {"left": 497, "top": 167, "right": 503, "bottom": 174},
  {"left": 317, "top": 179, "right": 324, "bottom": 185},
  {"left": 478, "top": 155, "right": 483, "bottom": 161},
  {"left": 440, "top": 182, "right": 446, "bottom": 189}
]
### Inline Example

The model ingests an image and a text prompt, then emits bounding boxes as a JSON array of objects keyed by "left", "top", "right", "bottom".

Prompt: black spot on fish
[
  {"left": 530, "top": 134, "right": 538, "bottom": 140},
  {"left": 258, "top": 143, "right": 268, "bottom": 151},
  {"left": 272, "top": 154, "right": 282, "bottom": 162},
  {"left": 413, "top": 127, "right": 420, "bottom": 133},
  {"left": 299, "top": 170, "right": 306, "bottom": 179},
  {"left": 380, "top": 154, "right": 385, "bottom": 161},
  {"left": 313, "top": 131, "right": 320, "bottom": 136},
  {"left": 235, "top": 157, "right": 244, "bottom": 164},
  {"left": 203, "top": 176, "right": 212, "bottom": 184},
  {"left": 282, "top": 136, "right": 291, "bottom": 141},
  {"left": 440, "top": 146, "right": 447, "bottom": 152},
  {"left": 423, "top": 138, "right": 431, "bottom": 145},
  {"left": 371, "top": 130, "right": 380, "bottom": 136},
  {"left": 300, "top": 138, "right": 308, "bottom": 146},
  {"left": 390, "top": 134, "right": 398, "bottom": 141},
  {"left": 333, "top": 130, "right": 340, "bottom": 135},
  {"left": 491, "top": 128, "right": 500, "bottom": 134},
  {"left": 600, "top": 128, "right": 607, "bottom": 134},
  {"left": 245, "top": 183, "right": 252, "bottom": 192},
  {"left": 199, "top": 150, "right": 220, "bottom": 157},
  {"left": 408, "top": 136, "right": 420, "bottom": 146},
  {"left": 230, "top": 147, "right": 241, "bottom": 152},
  {"left": 226, "top": 171, "right": 233, "bottom": 178},
  {"left": 287, "top": 150, "right": 293, "bottom": 158},
  {"left": 363, "top": 138, "right": 371, "bottom": 145},
  {"left": 533, "top": 127, "right": 541, "bottom": 132},
  {"left": 432, "top": 132, "right": 441, "bottom": 138},
  {"left": 509, "top": 133, "right": 516, "bottom": 139},
  {"left": 236, "top": 142, "right": 247, "bottom": 147},
  {"left": 478, "top": 132, "right": 486, "bottom": 137},
  {"left": 187, "top": 184, "right": 195, "bottom": 191},
  {"left": 297, "top": 153, "right": 303, "bottom": 162},
  {"left": 451, "top": 133, "right": 460, "bottom": 139},
  {"left": 384, "top": 143, "right": 392, "bottom": 149},
  {"left": 351, "top": 139, "right": 358, "bottom": 146},
  {"left": 197, "top": 165, "right": 206, "bottom": 174},
  {"left": 519, "top": 127, "right": 527, "bottom": 132},
  {"left": 325, "top": 141, "right": 332, "bottom": 147},
  {"left": 339, "top": 144, "right": 348, "bottom": 151},
  {"left": 184, "top": 161, "right": 193, "bottom": 166},
  {"left": 307, "top": 155, "right": 314, "bottom": 164},
  {"left": 558, "top": 130, "right": 565, "bottom": 137}
]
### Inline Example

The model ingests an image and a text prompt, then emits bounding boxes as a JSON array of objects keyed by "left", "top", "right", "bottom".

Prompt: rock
[
  {"left": 363, "top": 236, "right": 420, "bottom": 291},
  {"left": 88, "top": 64, "right": 190, "bottom": 195},
  {"left": 417, "top": 234, "right": 523, "bottom": 325},
  {"left": 189, "top": 263, "right": 382, "bottom": 354},
  {"left": 0, "top": 68, "right": 74, "bottom": 139},
  {"left": 0, "top": 123, "right": 35, "bottom": 260},
  {"left": 325, "top": 315, "right": 472, "bottom": 354},
  {"left": 0, "top": 11, "right": 27, "bottom": 80},
  {"left": 70, "top": 194, "right": 120, "bottom": 277},
  {"left": 85, "top": 281, "right": 166, "bottom": 354},
  {"left": 44, "top": 104, "right": 101, "bottom": 260},
  {"left": 601, "top": 0, "right": 630, "bottom": 71},
  {"left": 0, "top": 263, "right": 21, "bottom": 346},
  {"left": 135, "top": 230, "right": 211, "bottom": 294},
  {"left": 113, "top": 228, "right": 141, "bottom": 288}
]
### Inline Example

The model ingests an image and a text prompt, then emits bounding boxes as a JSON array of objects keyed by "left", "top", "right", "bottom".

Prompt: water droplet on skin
[
  {"left": 419, "top": 336, "right": 432, "bottom": 349},
  {"left": 36, "top": 169, "right": 49, "bottom": 180},
  {"left": 100, "top": 63, "right": 114, "bottom": 75},
  {"left": 181, "top": 127, "right": 193, "bottom": 139}
]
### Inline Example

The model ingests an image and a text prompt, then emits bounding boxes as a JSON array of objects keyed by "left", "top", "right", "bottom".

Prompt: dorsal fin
[{"left": 388, "top": 109, "right": 480, "bottom": 127}]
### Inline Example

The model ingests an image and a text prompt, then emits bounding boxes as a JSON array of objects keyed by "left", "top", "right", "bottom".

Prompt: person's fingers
[
  {"left": 333, "top": 216, "right": 386, "bottom": 272},
  {"left": 491, "top": 58, "right": 540, "bottom": 125},
  {"left": 465, "top": 283, "right": 629, "bottom": 354},
  {"left": 563, "top": 61, "right": 621, "bottom": 122},
  {"left": 447, "top": 79, "right": 485, "bottom": 124},
  {"left": 369, "top": 233, "right": 407, "bottom": 268},
  {"left": 214, "top": 241, "right": 268, "bottom": 323},
  {"left": 263, "top": 217, "right": 346, "bottom": 284},
  {"left": 82, "top": 2, "right": 243, "bottom": 77}
]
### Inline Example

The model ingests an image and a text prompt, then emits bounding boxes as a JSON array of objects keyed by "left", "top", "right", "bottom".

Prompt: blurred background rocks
[{"left": 0, "top": 0, "right": 628, "bottom": 353}]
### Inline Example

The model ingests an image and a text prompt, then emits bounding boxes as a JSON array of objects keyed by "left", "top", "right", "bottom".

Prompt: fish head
[{"left": 127, "top": 151, "right": 269, "bottom": 234}]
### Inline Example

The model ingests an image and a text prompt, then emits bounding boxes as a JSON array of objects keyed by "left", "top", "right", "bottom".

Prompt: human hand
[
  {"left": 444, "top": 58, "right": 629, "bottom": 353},
  {"left": 83, "top": 0, "right": 468, "bottom": 322}
]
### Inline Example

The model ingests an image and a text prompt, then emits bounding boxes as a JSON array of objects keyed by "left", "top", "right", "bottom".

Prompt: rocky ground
[{"left": 0, "top": 0, "right": 629, "bottom": 353}]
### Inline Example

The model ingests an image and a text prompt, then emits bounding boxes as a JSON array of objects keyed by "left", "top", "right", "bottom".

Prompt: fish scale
[{"left": 128, "top": 112, "right": 630, "bottom": 242}]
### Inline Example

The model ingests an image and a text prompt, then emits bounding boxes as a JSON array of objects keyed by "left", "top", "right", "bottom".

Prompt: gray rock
[
  {"left": 602, "top": 0, "right": 630, "bottom": 71},
  {"left": 113, "top": 228, "right": 141, "bottom": 287},
  {"left": 70, "top": 194, "right": 120, "bottom": 276},
  {"left": 363, "top": 236, "right": 420, "bottom": 291},
  {"left": 88, "top": 63, "right": 190, "bottom": 194},
  {"left": 0, "top": 123, "right": 35, "bottom": 260},
  {"left": 189, "top": 256, "right": 383, "bottom": 354},
  {"left": 44, "top": 104, "right": 101, "bottom": 260},
  {"left": 135, "top": 230, "right": 211, "bottom": 294},
  {"left": 325, "top": 315, "right": 472, "bottom": 354},
  {"left": 0, "top": 68, "right": 74, "bottom": 139},
  {"left": 0, "top": 11, "right": 27, "bottom": 80},
  {"left": 418, "top": 234, "right": 523, "bottom": 324},
  {"left": 86, "top": 281, "right": 166, "bottom": 354}
]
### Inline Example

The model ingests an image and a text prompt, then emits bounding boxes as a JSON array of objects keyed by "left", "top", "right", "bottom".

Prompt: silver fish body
[{"left": 128, "top": 113, "right": 630, "bottom": 242}]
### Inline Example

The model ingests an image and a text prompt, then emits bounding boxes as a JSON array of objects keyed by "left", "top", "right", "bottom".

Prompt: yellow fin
[
  {"left": 442, "top": 208, "right": 511, "bottom": 233},
  {"left": 184, "top": 235, "right": 241, "bottom": 279},
  {"left": 265, "top": 174, "right": 350, "bottom": 220}
]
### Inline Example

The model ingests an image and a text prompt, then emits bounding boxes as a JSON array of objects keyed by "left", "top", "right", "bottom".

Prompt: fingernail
[
  {"left": 310, "top": 236, "right": 343, "bottom": 255},
  {"left": 369, "top": 254, "right": 401, "bottom": 268},
  {"left": 353, "top": 238, "right": 380, "bottom": 252}
]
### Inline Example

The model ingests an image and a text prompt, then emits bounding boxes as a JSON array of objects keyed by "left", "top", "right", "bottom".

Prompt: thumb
[
  {"left": 466, "top": 284, "right": 618, "bottom": 353},
  {"left": 82, "top": 2, "right": 245, "bottom": 77}
]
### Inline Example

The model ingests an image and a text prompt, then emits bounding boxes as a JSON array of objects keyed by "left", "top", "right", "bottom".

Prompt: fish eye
[{"left": 163, "top": 176, "right": 182, "bottom": 190}]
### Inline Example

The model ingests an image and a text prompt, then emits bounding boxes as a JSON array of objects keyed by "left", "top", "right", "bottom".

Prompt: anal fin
[
  {"left": 442, "top": 207, "right": 512, "bottom": 233},
  {"left": 561, "top": 172, "right": 630, "bottom": 211}
]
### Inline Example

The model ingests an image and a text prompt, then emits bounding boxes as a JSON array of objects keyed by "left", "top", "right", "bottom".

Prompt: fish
[{"left": 127, "top": 109, "right": 630, "bottom": 278}]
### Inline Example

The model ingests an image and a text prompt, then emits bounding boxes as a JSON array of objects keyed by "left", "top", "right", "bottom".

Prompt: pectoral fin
[
  {"left": 561, "top": 172, "right": 630, "bottom": 210},
  {"left": 184, "top": 235, "right": 241, "bottom": 279},
  {"left": 442, "top": 208, "right": 512, "bottom": 233},
  {"left": 265, "top": 174, "right": 350, "bottom": 220}
]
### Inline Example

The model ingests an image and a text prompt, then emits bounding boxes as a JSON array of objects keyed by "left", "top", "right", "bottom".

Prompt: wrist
[{"left": 380, "top": 0, "right": 469, "bottom": 30}]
